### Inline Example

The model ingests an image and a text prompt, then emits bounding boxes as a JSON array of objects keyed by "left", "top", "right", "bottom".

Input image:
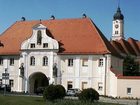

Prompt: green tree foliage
[
  {"left": 43, "top": 84, "right": 66, "bottom": 101},
  {"left": 123, "top": 55, "right": 139, "bottom": 76},
  {"left": 78, "top": 88, "right": 99, "bottom": 102}
]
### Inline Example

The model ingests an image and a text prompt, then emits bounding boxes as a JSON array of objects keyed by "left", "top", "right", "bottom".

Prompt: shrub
[
  {"left": 55, "top": 85, "right": 66, "bottom": 99},
  {"left": 78, "top": 88, "right": 99, "bottom": 102},
  {"left": 43, "top": 84, "right": 66, "bottom": 101}
]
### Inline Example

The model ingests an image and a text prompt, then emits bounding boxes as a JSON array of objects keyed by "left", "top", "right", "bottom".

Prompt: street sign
[
  {"left": 2, "top": 73, "right": 9, "bottom": 79},
  {"left": 2, "top": 73, "right": 9, "bottom": 77},
  {"left": 2, "top": 77, "right": 9, "bottom": 79}
]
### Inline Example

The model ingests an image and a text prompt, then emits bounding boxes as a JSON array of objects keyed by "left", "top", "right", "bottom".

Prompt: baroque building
[{"left": 0, "top": 7, "right": 140, "bottom": 98}]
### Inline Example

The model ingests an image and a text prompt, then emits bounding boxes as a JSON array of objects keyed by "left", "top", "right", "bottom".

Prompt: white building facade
[
  {"left": 0, "top": 18, "right": 123, "bottom": 95},
  {"left": 0, "top": 7, "right": 140, "bottom": 98}
]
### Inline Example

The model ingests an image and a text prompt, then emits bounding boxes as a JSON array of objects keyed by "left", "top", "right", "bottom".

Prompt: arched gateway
[{"left": 29, "top": 72, "right": 49, "bottom": 94}]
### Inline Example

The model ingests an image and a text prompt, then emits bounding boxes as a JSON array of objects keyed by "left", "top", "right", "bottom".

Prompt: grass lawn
[{"left": 0, "top": 95, "right": 123, "bottom": 105}]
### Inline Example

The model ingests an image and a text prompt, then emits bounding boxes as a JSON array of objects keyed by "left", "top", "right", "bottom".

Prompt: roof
[
  {"left": 111, "top": 38, "right": 140, "bottom": 56},
  {"left": 110, "top": 68, "right": 140, "bottom": 79},
  {"left": 110, "top": 68, "right": 123, "bottom": 77},
  {"left": 0, "top": 17, "right": 119, "bottom": 56}
]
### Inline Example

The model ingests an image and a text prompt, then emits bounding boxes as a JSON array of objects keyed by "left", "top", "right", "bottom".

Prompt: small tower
[{"left": 112, "top": 7, "right": 124, "bottom": 40}]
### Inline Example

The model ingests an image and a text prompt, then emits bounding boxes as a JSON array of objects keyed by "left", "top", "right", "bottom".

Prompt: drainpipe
[{"left": 103, "top": 55, "right": 107, "bottom": 96}]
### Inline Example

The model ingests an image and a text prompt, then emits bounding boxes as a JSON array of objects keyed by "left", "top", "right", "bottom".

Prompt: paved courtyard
[{"left": 99, "top": 97, "right": 140, "bottom": 105}]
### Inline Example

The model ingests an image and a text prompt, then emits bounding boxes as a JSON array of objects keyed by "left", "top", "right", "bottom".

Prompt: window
[
  {"left": 43, "top": 43, "right": 48, "bottom": 48},
  {"left": 30, "top": 56, "right": 35, "bottom": 66},
  {"left": 68, "top": 59, "right": 73, "bottom": 66},
  {"left": 127, "top": 88, "right": 132, "bottom": 94},
  {"left": 67, "top": 81, "right": 73, "bottom": 90},
  {"left": 115, "top": 31, "right": 118, "bottom": 34},
  {"left": 9, "top": 80, "right": 14, "bottom": 87},
  {"left": 30, "top": 43, "right": 35, "bottom": 48},
  {"left": 10, "top": 58, "right": 14, "bottom": 66},
  {"left": 82, "top": 82, "right": 88, "bottom": 90},
  {"left": 82, "top": 58, "right": 88, "bottom": 66},
  {"left": 99, "top": 58, "right": 103, "bottom": 67},
  {"left": 0, "top": 58, "right": 3, "bottom": 65},
  {"left": 43, "top": 56, "right": 48, "bottom": 66},
  {"left": 98, "top": 82, "right": 103, "bottom": 91},
  {"left": 0, "top": 79, "right": 2, "bottom": 86}
]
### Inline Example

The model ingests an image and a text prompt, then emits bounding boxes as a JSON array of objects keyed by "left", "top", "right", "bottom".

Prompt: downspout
[{"left": 104, "top": 55, "right": 107, "bottom": 96}]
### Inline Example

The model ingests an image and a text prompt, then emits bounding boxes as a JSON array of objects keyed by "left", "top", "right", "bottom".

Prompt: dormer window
[
  {"left": 43, "top": 43, "right": 48, "bottom": 48},
  {"left": 37, "top": 30, "right": 42, "bottom": 45},
  {"left": 30, "top": 43, "right": 35, "bottom": 48}
]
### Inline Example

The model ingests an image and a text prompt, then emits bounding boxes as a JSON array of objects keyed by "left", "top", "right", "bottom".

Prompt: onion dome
[{"left": 113, "top": 7, "right": 124, "bottom": 20}]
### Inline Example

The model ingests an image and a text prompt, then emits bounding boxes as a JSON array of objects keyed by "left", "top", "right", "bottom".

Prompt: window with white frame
[
  {"left": 43, "top": 43, "right": 48, "bottom": 48},
  {"left": 99, "top": 58, "right": 103, "bottom": 67},
  {"left": 10, "top": 58, "right": 14, "bottom": 66},
  {"left": 43, "top": 56, "right": 48, "bottom": 66},
  {"left": 9, "top": 80, "right": 14, "bottom": 87},
  {"left": 30, "top": 43, "right": 35, "bottom": 48},
  {"left": 127, "top": 87, "right": 132, "bottom": 94},
  {"left": 98, "top": 82, "right": 103, "bottom": 91},
  {"left": 82, "top": 82, "right": 88, "bottom": 90},
  {"left": 67, "top": 81, "right": 73, "bottom": 90},
  {"left": 82, "top": 58, "right": 88, "bottom": 66},
  {"left": 0, "top": 58, "right": 3, "bottom": 65},
  {"left": 30, "top": 56, "right": 35, "bottom": 66},
  {"left": 68, "top": 59, "right": 73, "bottom": 66}
]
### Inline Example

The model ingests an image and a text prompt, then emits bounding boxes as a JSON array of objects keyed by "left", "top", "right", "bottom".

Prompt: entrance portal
[{"left": 29, "top": 72, "right": 49, "bottom": 94}]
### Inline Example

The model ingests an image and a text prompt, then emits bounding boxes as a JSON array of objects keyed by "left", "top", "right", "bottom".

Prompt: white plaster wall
[
  {"left": 108, "top": 71, "right": 117, "bottom": 97},
  {"left": 60, "top": 54, "right": 107, "bottom": 95},
  {"left": 0, "top": 56, "right": 20, "bottom": 92}
]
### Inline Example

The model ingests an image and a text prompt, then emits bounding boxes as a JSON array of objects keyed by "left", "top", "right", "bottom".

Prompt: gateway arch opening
[{"left": 29, "top": 72, "right": 49, "bottom": 94}]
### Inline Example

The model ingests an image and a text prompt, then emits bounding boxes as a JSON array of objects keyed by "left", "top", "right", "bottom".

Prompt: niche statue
[
  {"left": 19, "top": 63, "right": 24, "bottom": 77},
  {"left": 53, "top": 63, "right": 57, "bottom": 77},
  {"left": 37, "top": 30, "right": 42, "bottom": 45}
]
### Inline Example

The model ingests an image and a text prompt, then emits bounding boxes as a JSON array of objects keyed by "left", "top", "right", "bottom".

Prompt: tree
[{"left": 123, "top": 55, "right": 139, "bottom": 76}]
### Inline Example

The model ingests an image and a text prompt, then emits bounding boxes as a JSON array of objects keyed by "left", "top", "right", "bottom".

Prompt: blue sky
[{"left": 0, "top": 0, "right": 140, "bottom": 40}]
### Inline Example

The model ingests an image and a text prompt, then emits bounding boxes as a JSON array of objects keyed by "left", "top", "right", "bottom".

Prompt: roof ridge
[
  {"left": 88, "top": 18, "right": 111, "bottom": 54},
  {"left": 0, "top": 21, "right": 17, "bottom": 37},
  {"left": 16, "top": 17, "right": 86, "bottom": 23}
]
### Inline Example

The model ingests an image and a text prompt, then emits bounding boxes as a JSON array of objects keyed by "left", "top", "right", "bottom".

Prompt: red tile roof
[
  {"left": 111, "top": 38, "right": 140, "bottom": 56},
  {"left": 110, "top": 68, "right": 123, "bottom": 77},
  {"left": 111, "top": 40, "right": 126, "bottom": 54},
  {"left": 117, "top": 76, "right": 140, "bottom": 79},
  {"left": 110, "top": 68, "right": 140, "bottom": 79},
  {"left": 0, "top": 18, "right": 119, "bottom": 56}
]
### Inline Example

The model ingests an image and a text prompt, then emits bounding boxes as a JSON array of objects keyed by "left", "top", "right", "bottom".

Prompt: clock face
[{"left": 115, "top": 25, "right": 119, "bottom": 28}]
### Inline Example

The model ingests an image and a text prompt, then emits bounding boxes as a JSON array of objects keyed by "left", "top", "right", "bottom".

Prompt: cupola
[{"left": 113, "top": 7, "right": 124, "bottom": 20}]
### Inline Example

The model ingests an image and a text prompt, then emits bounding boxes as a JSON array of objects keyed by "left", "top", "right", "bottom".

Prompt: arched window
[
  {"left": 30, "top": 56, "right": 35, "bottom": 66},
  {"left": 37, "top": 30, "right": 42, "bottom": 45},
  {"left": 43, "top": 56, "right": 48, "bottom": 66}
]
